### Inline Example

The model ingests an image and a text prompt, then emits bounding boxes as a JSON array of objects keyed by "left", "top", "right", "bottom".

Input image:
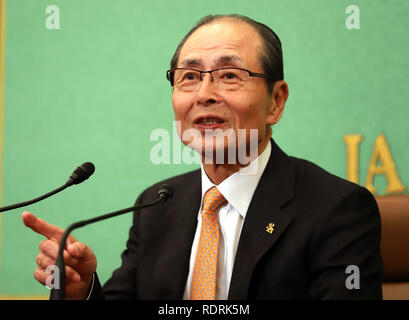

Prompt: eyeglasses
[{"left": 166, "top": 67, "right": 270, "bottom": 91}]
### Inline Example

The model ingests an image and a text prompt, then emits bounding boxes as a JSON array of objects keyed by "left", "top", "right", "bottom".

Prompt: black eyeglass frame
[{"left": 166, "top": 67, "right": 273, "bottom": 87}]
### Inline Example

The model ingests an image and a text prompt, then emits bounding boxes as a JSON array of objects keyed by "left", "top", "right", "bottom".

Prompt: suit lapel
[{"left": 228, "top": 139, "right": 295, "bottom": 299}]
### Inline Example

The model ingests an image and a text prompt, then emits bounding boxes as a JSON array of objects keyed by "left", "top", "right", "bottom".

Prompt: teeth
[{"left": 199, "top": 118, "right": 222, "bottom": 124}]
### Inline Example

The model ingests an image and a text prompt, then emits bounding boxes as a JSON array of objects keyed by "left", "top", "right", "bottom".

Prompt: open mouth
[{"left": 194, "top": 115, "right": 225, "bottom": 125}]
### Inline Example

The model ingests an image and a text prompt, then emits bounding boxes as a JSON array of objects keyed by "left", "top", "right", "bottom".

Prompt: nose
[{"left": 196, "top": 73, "right": 218, "bottom": 106}]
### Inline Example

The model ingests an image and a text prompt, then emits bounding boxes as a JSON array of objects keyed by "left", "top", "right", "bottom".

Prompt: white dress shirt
[{"left": 183, "top": 141, "right": 272, "bottom": 300}]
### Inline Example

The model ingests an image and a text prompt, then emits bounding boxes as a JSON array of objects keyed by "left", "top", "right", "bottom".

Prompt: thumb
[{"left": 67, "top": 242, "right": 94, "bottom": 261}]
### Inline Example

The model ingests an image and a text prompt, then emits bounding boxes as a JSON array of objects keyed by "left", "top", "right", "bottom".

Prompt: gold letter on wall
[
  {"left": 344, "top": 134, "right": 363, "bottom": 184},
  {"left": 365, "top": 133, "right": 405, "bottom": 194}
]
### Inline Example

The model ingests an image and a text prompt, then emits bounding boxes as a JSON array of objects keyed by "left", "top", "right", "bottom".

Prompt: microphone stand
[
  {"left": 49, "top": 198, "right": 164, "bottom": 300},
  {"left": 0, "top": 184, "right": 70, "bottom": 213},
  {"left": 0, "top": 162, "right": 95, "bottom": 213}
]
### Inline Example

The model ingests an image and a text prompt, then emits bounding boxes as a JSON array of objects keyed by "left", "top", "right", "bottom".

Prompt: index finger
[{"left": 22, "top": 211, "right": 66, "bottom": 241}]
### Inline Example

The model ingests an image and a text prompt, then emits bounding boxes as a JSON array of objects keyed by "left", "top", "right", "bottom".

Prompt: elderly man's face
[{"left": 172, "top": 19, "right": 281, "bottom": 160}]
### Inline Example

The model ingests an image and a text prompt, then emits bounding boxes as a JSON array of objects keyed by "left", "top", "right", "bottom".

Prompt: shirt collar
[{"left": 200, "top": 140, "right": 272, "bottom": 218}]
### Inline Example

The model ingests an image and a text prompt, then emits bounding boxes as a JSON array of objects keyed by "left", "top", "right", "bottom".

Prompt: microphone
[
  {"left": 0, "top": 162, "right": 95, "bottom": 213},
  {"left": 65, "top": 162, "right": 95, "bottom": 187},
  {"left": 158, "top": 184, "right": 174, "bottom": 201},
  {"left": 49, "top": 184, "right": 174, "bottom": 300}
]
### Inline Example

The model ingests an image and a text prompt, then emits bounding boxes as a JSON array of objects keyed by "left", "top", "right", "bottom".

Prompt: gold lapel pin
[{"left": 266, "top": 222, "right": 275, "bottom": 234}]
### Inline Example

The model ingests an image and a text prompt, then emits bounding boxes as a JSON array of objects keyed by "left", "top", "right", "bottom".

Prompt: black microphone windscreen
[
  {"left": 67, "top": 162, "right": 95, "bottom": 186},
  {"left": 80, "top": 162, "right": 95, "bottom": 176},
  {"left": 158, "top": 184, "right": 174, "bottom": 201}
]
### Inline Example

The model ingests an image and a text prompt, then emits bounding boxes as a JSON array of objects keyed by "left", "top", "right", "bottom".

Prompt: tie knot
[{"left": 202, "top": 187, "right": 226, "bottom": 215}]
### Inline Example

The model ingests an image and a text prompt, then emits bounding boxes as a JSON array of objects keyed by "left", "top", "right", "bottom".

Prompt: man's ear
[{"left": 266, "top": 80, "right": 289, "bottom": 126}]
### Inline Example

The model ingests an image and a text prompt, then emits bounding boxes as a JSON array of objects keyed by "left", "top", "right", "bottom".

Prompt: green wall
[{"left": 0, "top": 0, "right": 408, "bottom": 297}]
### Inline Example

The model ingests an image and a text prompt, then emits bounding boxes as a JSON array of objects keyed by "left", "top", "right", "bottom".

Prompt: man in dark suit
[{"left": 23, "top": 14, "right": 382, "bottom": 299}]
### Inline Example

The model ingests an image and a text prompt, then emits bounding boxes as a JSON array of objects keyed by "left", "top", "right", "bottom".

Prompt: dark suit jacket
[{"left": 90, "top": 139, "right": 382, "bottom": 299}]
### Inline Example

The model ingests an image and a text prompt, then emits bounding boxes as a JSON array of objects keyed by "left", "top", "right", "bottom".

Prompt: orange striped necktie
[{"left": 190, "top": 187, "right": 226, "bottom": 300}]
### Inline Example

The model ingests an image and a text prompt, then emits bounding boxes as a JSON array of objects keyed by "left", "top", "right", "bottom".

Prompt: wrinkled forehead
[{"left": 178, "top": 20, "right": 264, "bottom": 71}]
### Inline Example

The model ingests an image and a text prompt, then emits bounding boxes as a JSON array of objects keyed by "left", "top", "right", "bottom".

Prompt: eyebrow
[{"left": 179, "top": 55, "right": 244, "bottom": 68}]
